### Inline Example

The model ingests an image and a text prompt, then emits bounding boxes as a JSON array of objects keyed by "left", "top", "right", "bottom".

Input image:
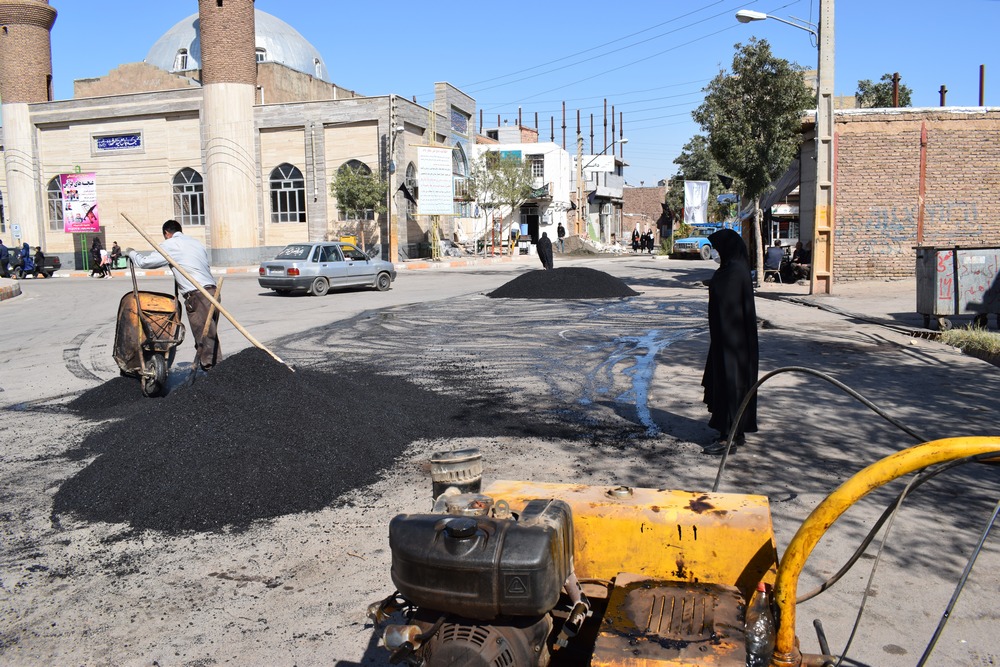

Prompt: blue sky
[{"left": 46, "top": 0, "right": 999, "bottom": 188}]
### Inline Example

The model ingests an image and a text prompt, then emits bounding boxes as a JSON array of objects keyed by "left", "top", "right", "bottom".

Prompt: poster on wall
[
  {"left": 683, "top": 180, "right": 710, "bottom": 225},
  {"left": 416, "top": 146, "right": 455, "bottom": 216},
  {"left": 60, "top": 172, "right": 100, "bottom": 233}
]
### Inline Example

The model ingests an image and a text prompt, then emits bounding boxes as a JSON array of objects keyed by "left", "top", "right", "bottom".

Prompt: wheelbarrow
[{"left": 112, "top": 259, "right": 186, "bottom": 397}]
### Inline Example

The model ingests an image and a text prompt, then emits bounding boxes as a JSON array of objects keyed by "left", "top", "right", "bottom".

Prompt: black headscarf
[{"left": 701, "top": 229, "right": 758, "bottom": 438}]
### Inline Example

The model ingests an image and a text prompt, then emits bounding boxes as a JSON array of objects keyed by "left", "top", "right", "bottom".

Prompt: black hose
[
  {"left": 713, "top": 366, "right": 930, "bottom": 492},
  {"left": 916, "top": 498, "right": 1000, "bottom": 667}
]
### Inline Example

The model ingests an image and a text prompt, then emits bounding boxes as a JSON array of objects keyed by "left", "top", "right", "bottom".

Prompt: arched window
[
  {"left": 452, "top": 144, "right": 468, "bottom": 177},
  {"left": 270, "top": 163, "right": 306, "bottom": 223},
  {"left": 172, "top": 168, "right": 205, "bottom": 226},
  {"left": 314, "top": 58, "right": 322, "bottom": 78},
  {"left": 404, "top": 162, "right": 417, "bottom": 217},
  {"left": 174, "top": 48, "right": 189, "bottom": 71},
  {"left": 336, "top": 161, "right": 375, "bottom": 221},
  {"left": 47, "top": 177, "right": 63, "bottom": 231},
  {"left": 452, "top": 144, "right": 469, "bottom": 203},
  {"left": 256, "top": 48, "right": 267, "bottom": 63}
]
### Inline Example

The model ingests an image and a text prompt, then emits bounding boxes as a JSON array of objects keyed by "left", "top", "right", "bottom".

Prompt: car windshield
[
  {"left": 275, "top": 244, "right": 312, "bottom": 260},
  {"left": 693, "top": 229, "right": 714, "bottom": 237}
]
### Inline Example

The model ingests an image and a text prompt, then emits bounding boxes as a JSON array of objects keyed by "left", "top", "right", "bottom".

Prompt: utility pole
[
  {"left": 576, "top": 131, "right": 584, "bottom": 236},
  {"left": 387, "top": 94, "right": 398, "bottom": 262},
  {"left": 810, "top": 0, "right": 835, "bottom": 295}
]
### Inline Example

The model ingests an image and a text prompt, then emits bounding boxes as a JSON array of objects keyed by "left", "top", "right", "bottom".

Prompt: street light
[
  {"left": 576, "top": 137, "right": 627, "bottom": 236},
  {"left": 735, "top": 9, "right": 817, "bottom": 39},
  {"left": 736, "top": 3, "right": 834, "bottom": 296}
]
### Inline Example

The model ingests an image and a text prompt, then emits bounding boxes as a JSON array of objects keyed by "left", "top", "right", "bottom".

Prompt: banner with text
[
  {"left": 417, "top": 147, "right": 455, "bottom": 216},
  {"left": 683, "top": 180, "right": 710, "bottom": 225},
  {"left": 60, "top": 173, "right": 101, "bottom": 233}
]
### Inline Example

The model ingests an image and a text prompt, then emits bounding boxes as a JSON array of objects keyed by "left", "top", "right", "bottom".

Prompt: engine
[{"left": 369, "top": 452, "right": 585, "bottom": 667}]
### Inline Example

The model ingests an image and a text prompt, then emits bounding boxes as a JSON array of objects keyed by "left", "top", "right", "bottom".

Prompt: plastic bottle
[{"left": 745, "top": 582, "right": 776, "bottom": 667}]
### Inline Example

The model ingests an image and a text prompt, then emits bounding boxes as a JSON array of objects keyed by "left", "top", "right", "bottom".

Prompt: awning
[{"left": 738, "top": 158, "right": 801, "bottom": 219}]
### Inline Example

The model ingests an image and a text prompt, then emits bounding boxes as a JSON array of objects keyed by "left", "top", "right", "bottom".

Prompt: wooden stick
[
  {"left": 120, "top": 213, "right": 293, "bottom": 372},
  {"left": 200, "top": 276, "right": 224, "bottom": 341}
]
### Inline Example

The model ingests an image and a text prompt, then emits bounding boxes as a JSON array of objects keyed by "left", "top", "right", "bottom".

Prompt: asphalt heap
[
  {"left": 57, "top": 347, "right": 565, "bottom": 534},
  {"left": 488, "top": 266, "right": 639, "bottom": 299}
]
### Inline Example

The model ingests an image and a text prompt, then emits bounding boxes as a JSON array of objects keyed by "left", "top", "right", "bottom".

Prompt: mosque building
[{"left": 0, "top": 0, "right": 477, "bottom": 267}]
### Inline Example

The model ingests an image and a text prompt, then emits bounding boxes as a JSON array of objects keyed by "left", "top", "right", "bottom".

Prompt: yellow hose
[{"left": 770, "top": 437, "right": 1000, "bottom": 667}]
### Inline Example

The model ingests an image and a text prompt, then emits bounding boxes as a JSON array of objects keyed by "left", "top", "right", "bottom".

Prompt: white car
[{"left": 258, "top": 242, "right": 396, "bottom": 296}]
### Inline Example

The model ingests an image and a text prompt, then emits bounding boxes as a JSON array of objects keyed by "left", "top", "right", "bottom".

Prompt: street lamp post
[
  {"left": 576, "top": 136, "right": 627, "bottom": 238},
  {"left": 736, "top": 2, "right": 834, "bottom": 295}
]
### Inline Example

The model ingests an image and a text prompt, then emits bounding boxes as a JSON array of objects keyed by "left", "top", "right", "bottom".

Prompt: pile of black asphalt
[
  {"left": 56, "top": 347, "right": 579, "bottom": 535},
  {"left": 487, "top": 266, "right": 639, "bottom": 299}
]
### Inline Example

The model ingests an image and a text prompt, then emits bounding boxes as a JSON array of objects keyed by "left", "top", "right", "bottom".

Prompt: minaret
[
  {"left": 0, "top": 0, "right": 57, "bottom": 248},
  {"left": 198, "top": 0, "right": 258, "bottom": 265}
]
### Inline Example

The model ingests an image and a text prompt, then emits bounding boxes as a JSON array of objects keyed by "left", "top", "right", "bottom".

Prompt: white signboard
[
  {"left": 417, "top": 147, "right": 455, "bottom": 216},
  {"left": 684, "top": 180, "right": 710, "bottom": 224}
]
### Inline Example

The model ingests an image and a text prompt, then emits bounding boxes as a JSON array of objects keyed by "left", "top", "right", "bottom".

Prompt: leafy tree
[
  {"left": 330, "top": 162, "right": 387, "bottom": 221},
  {"left": 466, "top": 151, "right": 534, "bottom": 255},
  {"left": 856, "top": 73, "right": 913, "bottom": 108},
  {"left": 692, "top": 37, "right": 813, "bottom": 276}
]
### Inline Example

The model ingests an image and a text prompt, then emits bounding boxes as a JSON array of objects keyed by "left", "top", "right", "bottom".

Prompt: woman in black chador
[{"left": 701, "top": 229, "right": 758, "bottom": 454}]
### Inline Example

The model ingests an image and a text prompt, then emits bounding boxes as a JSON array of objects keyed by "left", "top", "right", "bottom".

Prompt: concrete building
[
  {"left": 0, "top": 1, "right": 476, "bottom": 267},
  {"left": 469, "top": 129, "right": 573, "bottom": 250}
]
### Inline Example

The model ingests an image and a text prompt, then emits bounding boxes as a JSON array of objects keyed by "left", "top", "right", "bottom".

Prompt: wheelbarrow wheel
[{"left": 141, "top": 353, "right": 167, "bottom": 397}]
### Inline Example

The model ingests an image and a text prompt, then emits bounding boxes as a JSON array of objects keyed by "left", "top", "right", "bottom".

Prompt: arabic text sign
[
  {"left": 60, "top": 173, "right": 100, "bottom": 233},
  {"left": 95, "top": 133, "right": 142, "bottom": 151},
  {"left": 417, "top": 147, "right": 455, "bottom": 216}
]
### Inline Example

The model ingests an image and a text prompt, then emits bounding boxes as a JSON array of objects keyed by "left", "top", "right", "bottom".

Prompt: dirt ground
[{"left": 1, "top": 264, "right": 998, "bottom": 666}]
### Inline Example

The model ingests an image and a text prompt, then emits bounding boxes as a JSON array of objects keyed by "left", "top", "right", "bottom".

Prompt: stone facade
[{"left": 832, "top": 109, "right": 1000, "bottom": 281}]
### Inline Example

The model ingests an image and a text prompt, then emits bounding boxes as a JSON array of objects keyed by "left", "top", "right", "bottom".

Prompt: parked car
[
  {"left": 8, "top": 254, "right": 61, "bottom": 279},
  {"left": 672, "top": 222, "right": 741, "bottom": 260},
  {"left": 258, "top": 242, "right": 396, "bottom": 296}
]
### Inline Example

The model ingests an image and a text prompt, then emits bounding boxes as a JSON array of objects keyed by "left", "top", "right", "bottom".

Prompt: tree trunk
[{"left": 753, "top": 197, "right": 764, "bottom": 286}]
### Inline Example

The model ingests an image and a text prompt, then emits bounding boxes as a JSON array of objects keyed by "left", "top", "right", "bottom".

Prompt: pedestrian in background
[
  {"left": 126, "top": 220, "right": 221, "bottom": 370},
  {"left": 0, "top": 239, "right": 9, "bottom": 278},
  {"left": 509, "top": 223, "right": 520, "bottom": 255},
  {"left": 89, "top": 236, "right": 103, "bottom": 278},
  {"left": 33, "top": 246, "right": 45, "bottom": 278},
  {"left": 99, "top": 247, "right": 111, "bottom": 278},
  {"left": 537, "top": 232, "right": 554, "bottom": 270},
  {"left": 631, "top": 224, "right": 641, "bottom": 253},
  {"left": 701, "top": 229, "right": 758, "bottom": 455},
  {"left": 557, "top": 222, "right": 566, "bottom": 253},
  {"left": 110, "top": 241, "right": 122, "bottom": 269}
]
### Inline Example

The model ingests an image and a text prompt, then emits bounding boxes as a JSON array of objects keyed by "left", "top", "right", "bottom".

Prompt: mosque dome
[{"left": 145, "top": 9, "right": 329, "bottom": 82}]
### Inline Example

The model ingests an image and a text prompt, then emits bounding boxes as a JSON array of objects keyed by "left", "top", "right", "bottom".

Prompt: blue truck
[{"left": 672, "top": 221, "right": 741, "bottom": 260}]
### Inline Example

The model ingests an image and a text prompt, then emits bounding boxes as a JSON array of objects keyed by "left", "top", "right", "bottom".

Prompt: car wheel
[
  {"left": 375, "top": 272, "right": 392, "bottom": 291},
  {"left": 309, "top": 277, "right": 329, "bottom": 296},
  {"left": 700, "top": 245, "right": 713, "bottom": 261}
]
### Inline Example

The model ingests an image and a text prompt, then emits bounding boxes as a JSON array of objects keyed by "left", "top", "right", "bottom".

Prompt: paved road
[{"left": 1, "top": 255, "right": 997, "bottom": 666}]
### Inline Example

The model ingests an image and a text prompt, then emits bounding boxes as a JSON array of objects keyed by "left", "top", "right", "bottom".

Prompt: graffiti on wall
[{"left": 846, "top": 201, "right": 981, "bottom": 256}]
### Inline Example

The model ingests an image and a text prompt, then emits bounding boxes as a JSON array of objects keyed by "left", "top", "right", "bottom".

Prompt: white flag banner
[{"left": 683, "top": 180, "right": 710, "bottom": 224}]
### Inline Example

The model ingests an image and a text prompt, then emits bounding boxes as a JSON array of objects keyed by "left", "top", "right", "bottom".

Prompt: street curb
[{"left": 0, "top": 278, "right": 22, "bottom": 302}]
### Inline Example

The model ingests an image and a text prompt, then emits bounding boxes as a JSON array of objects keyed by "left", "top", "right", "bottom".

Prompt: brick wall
[
  {"left": 0, "top": 1, "right": 57, "bottom": 103},
  {"left": 834, "top": 110, "right": 1000, "bottom": 281}
]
